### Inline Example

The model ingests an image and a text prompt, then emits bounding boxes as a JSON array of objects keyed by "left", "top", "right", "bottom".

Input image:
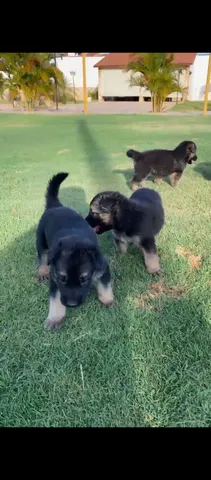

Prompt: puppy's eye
[
  {"left": 80, "top": 273, "right": 89, "bottom": 285},
  {"left": 59, "top": 273, "right": 67, "bottom": 284}
]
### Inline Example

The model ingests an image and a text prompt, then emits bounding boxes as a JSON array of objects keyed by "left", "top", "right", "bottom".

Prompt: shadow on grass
[
  {"left": 1, "top": 214, "right": 211, "bottom": 427},
  {"left": 60, "top": 185, "right": 89, "bottom": 217},
  {"left": 0, "top": 184, "right": 135, "bottom": 426},
  {"left": 77, "top": 118, "right": 111, "bottom": 183},
  {"left": 112, "top": 167, "right": 172, "bottom": 191},
  {"left": 77, "top": 117, "right": 128, "bottom": 194},
  {"left": 1, "top": 207, "right": 211, "bottom": 426},
  {"left": 194, "top": 162, "right": 211, "bottom": 181}
]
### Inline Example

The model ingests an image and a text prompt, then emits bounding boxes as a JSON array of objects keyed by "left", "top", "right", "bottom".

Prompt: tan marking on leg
[
  {"left": 142, "top": 248, "right": 161, "bottom": 274},
  {"left": 131, "top": 181, "right": 142, "bottom": 192},
  {"left": 96, "top": 281, "right": 114, "bottom": 307},
  {"left": 170, "top": 172, "right": 182, "bottom": 187},
  {"left": 116, "top": 241, "right": 128, "bottom": 254},
  {"left": 38, "top": 252, "right": 49, "bottom": 281},
  {"left": 155, "top": 177, "right": 162, "bottom": 184},
  {"left": 45, "top": 290, "right": 66, "bottom": 330}
]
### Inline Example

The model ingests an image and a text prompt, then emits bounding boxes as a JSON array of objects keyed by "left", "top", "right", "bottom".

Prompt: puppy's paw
[
  {"left": 149, "top": 267, "right": 163, "bottom": 276},
  {"left": 38, "top": 274, "right": 49, "bottom": 283},
  {"left": 37, "top": 265, "right": 49, "bottom": 283},
  {"left": 45, "top": 316, "right": 65, "bottom": 331},
  {"left": 131, "top": 183, "right": 141, "bottom": 192},
  {"left": 98, "top": 285, "right": 114, "bottom": 308},
  {"left": 116, "top": 244, "right": 128, "bottom": 254},
  {"left": 100, "top": 298, "right": 114, "bottom": 308}
]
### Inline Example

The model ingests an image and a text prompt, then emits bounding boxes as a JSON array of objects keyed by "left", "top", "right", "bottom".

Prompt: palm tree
[
  {"left": 125, "top": 53, "right": 185, "bottom": 112},
  {"left": 0, "top": 53, "right": 65, "bottom": 110},
  {"left": 0, "top": 72, "right": 5, "bottom": 98}
]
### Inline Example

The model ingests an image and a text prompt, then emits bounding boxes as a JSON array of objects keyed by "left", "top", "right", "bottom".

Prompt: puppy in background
[
  {"left": 126, "top": 140, "right": 197, "bottom": 190},
  {"left": 85, "top": 187, "right": 164, "bottom": 275},
  {"left": 36, "top": 172, "right": 113, "bottom": 330}
]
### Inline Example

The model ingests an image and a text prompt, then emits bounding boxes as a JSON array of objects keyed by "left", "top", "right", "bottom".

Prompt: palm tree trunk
[
  {"left": 151, "top": 93, "right": 154, "bottom": 112},
  {"left": 154, "top": 94, "right": 158, "bottom": 112}
]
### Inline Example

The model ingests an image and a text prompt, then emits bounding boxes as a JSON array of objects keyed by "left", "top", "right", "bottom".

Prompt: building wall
[
  {"left": 99, "top": 69, "right": 141, "bottom": 97},
  {"left": 99, "top": 68, "right": 187, "bottom": 100},
  {"left": 189, "top": 54, "right": 211, "bottom": 101},
  {"left": 56, "top": 55, "right": 104, "bottom": 90}
]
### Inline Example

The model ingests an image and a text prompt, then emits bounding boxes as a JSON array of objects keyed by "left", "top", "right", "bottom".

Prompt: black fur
[
  {"left": 85, "top": 188, "right": 165, "bottom": 274},
  {"left": 36, "top": 172, "right": 112, "bottom": 329},
  {"left": 126, "top": 140, "right": 197, "bottom": 189}
]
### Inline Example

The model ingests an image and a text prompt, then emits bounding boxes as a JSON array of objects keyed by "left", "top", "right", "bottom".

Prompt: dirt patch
[
  {"left": 127, "top": 144, "right": 137, "bottom": 149},
  {"left": 57, "top": 148, "right": 69, "bottom": 154},
  {"left": 124, "top": 124, "right": 164, "bottom": 132},
  {"left": 112, "top": 164, "right": 129, "bottom": 172},
  {"left": 124, "top": 123, "right": 211, "bottom": 133},
  {"left": 1, "top": 123, "right": 37, "bottom": 128},
  {"left": 175, "top": 246, "right": 202, "bottom": 270},
  {"left": 135, "top": 281, "right": 186, "bottom": 311},
  {"left": 111, "top": 152, "right": 123, "bottom": 158}
]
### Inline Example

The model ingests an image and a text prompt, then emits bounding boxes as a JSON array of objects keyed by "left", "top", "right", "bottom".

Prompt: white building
[
  {"left": 189, "top": 53, "right": 211, "bottom": 101},
  {"left": 94, "top": 53, "right": 197, "bottom": 102},
  {"left": 56, "top": 53, "right": 107, "bottom": 99}
]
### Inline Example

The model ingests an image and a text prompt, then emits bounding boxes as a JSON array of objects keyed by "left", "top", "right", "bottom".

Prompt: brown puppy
[
  {"left": 126, "top": 140, "right": 197, "bottom": 190},
  {"left": 85, "top": 187, "right": 165, "bottom": 275}
]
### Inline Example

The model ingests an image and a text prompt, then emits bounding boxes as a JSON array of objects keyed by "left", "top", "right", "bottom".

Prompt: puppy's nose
[{"left": 67, "top": 301, "right": 78, "bottom": 307}]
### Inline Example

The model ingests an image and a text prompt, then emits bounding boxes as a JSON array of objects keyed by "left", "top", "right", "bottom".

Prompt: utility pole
[
  {"left": 203, "top": 53, "right": 211, "bottom": 115},
  {"left": 82, "top": 53, "right": 88, "bottom": 114},
  {"left": 70, "top": 71, "right": 76, "bottom": 103},
  {"left": 53, "top": 52, "right": 59, "bottom": 110}
]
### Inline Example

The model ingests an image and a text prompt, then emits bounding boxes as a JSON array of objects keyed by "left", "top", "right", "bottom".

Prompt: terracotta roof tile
[
  {"left": 77, "top": 53, "right": 106, "bottom": 57},
  {"left": 94, "top": 52, "right": 197, "bottom": 68}
]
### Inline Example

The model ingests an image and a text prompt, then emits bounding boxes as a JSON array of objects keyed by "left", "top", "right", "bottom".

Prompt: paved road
[
  {"left": 0, "top": 101, "right": 209, "bottom": 115},
  {"left": 0, "top": 101, "right": 175, "bottom": 115}
]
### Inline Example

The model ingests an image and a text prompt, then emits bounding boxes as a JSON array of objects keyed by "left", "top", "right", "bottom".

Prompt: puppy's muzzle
[
  {"left": 189, "top": 154, "right": 197, "bottom": 164},
  {"left": 85, "top": 213, "right": 98, "bottom": 228},
  {"left": 61, "top": 296, "right": 82, "bottom": 308}
]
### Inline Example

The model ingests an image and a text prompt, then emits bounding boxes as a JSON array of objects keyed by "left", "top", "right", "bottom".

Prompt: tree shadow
[
  {"left": 2, "top": 120, "right": 211, "bottom": 425},
  {"left": 0, "top": 222, "right": 137, "bottom": 426},
  {"left": 112, "top": 167, "right": 133, "bottom": 190},
  {"left": 194, "top": 162, "right": 211, "bottom": 181},
  {"left": 59, "top": 184, "right": 89, "bottom": 217},
  {"left": 77, "top": 118, "right": 124, "bottom": 190},
  {"left": 1, "top": 220, "right": 211, "bottom": 426}
]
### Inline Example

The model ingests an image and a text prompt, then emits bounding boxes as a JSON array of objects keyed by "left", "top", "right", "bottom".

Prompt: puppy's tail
[
  {"left": 126, "top": 149, "right": 141, "bottom": 161},
  {"left": 126, "top": 149, "right": 135, "bottom": 158},
  {"left": 45, "top": 172, "right": 69, "bottom": 209}
]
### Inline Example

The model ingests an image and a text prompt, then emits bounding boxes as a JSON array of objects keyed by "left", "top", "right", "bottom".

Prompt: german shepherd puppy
[
  {"left": 126, "top": 140, "right": 197, "bottom": 190},
  {"left": 36, "top": 173, "right": 113, "bottom": 330},
  {"left": 85, "top": 187, "right": 164, "bottom": 274}
]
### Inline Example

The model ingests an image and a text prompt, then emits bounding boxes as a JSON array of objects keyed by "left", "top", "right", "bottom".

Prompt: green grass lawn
[
  {"left": 1, "top": 113, "right": 211, "bottom": 427},
  {"left": 172, "top": 100, "right": 211, "bottom": 112}
]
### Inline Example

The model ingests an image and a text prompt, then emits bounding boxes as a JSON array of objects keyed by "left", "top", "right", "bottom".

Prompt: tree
[
  {"left": 0, "top": 72, "right": 5, "bottom": 98},
  {"left": 0, "top": 53, "right": 65, "bottom": 110},
  {"left": 125, "top": 53, "right": 185, "bottom": 112}
]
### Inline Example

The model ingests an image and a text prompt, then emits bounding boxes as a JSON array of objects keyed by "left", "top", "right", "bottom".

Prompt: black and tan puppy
[
  {"left": 85, "top": 187, "right": 164, "bottom": 275},
  {"left": 126, "top": 140, "right": 197, "bottom": 190},
  {"left": 36, "top": 172, "right": 113, "bottom": 330}
]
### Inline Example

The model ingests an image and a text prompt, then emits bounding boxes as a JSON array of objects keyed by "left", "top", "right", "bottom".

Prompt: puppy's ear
[
  {"left": 88, "top": 246, "right": 106, "bottom": 272},
  {"left": 101, "top": 200, "right": 117, "bottom": 214},
  {"left": 48, "top": 240, "right": 62, "bottom": 265}
]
